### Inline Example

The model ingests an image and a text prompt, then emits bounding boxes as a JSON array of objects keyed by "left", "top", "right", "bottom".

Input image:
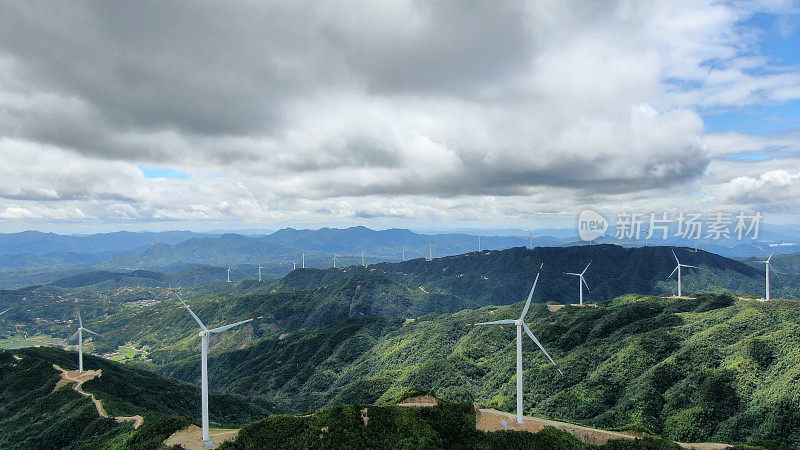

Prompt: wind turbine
[
  {"left": 331, "top": 255, "right": 337, "bottom": 268},
  {"left": 67, "top": 309, "right": 99, "bottom": 373},
  {"left": 668, "top": 250, "right": 697, "bottom": 297},
  {"left": 526, "top": 228, "right": 533, "bottom": 249},
  {"left": 258, "top": 266, "right": 263, "bottom": 282},
  {"left": 428, "top": 242, "right": 434, "bottom": 261},
  {"left": 302, "top": 252, "right": 305, "bottom": 268},
  {"left": 171, "top": 289, "right": 253, "bottom": 445},
  {"left": 565, "top": 261, "right": 591, "bottom": 306},
  {"left": 361, "top": 248, "right": 366, "bottom": 266},
  {"left": 758, "top": 242, "right": 780, "bottom": 301},
  {"left": 472, "top": 263, "right": 561, "bottom": 424},
  {"left": 291, "top": 261, "right": 297, "bottom": 270},
  {"left": 0, "top": 308, "right": 9, "bottom": 317},
  {"left": 478, "top": 233, "right": 486, "bottom": 252},
  {"left": 226, "top": 268, "right": 231, "bottom": 283}
]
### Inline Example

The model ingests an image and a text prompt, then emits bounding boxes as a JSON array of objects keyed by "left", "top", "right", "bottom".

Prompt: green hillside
[
  {"left": 222, "top": 401, "right": 679, "bottom": 449},
  {"left": 158, "top": 294, "right": 799, "bottom": 447},
  {"left": 0, "top": 346, "right": 278, "bottom": 449}
]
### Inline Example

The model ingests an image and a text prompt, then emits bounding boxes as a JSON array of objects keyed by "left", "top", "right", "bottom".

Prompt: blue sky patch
[{"left": 139, "top": 166, "right": 191, "bottom": 179}]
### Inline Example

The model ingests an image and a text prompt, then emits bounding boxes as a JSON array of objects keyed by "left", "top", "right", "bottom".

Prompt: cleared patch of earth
[{"left": 164, "top": 425, "right": 239, "bottom": 449}]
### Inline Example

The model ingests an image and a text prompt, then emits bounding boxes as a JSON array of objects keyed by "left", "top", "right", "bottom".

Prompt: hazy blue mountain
[{"left": 0, "top": 230, "right": 205, "bottom": 256}]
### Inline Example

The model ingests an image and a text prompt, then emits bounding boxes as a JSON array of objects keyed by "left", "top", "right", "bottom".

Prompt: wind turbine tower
[
  {"left": 565, "top": 261, "right": 591, "bottom": 306},
  {"left": 759, "top": 248, "right": 778, "bottom": 301},
  {"left": 258, "top": 266, "right": 263, "bottom": 281},
  {"left": 226, "top": 268, "right": 231, "bottom": 283},
  {"left": 668, "top": 249, "right": 697, "bottom": 297},
  {"left": 67, "top": 309, "right": 99, "bottom": 373},
  {"left": 171, "top": 289, "right": 253, "bottom": 445},
  {"left": 527, "top": 228, "right": 533, "bottom": 249},
  {"left": 332, "top": 255, "right": 337, "bottom": 268},
  {"left": 478, "top": 233, "right": 486, "bottom": 252},
  {"left": 473, "top": 263, "right": 561, "bottom": 424},
  {"left": 361, "top": 248, "right": 365, "bottom": 266},
  {"left": 302, "top": 252, "right": 305, "bottom": 268},
  {"left": 428, "top": 242, "right": 434, "bottom": 261}
]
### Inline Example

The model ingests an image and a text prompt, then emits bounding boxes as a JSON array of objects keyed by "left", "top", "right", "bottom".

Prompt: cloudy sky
[{"left": 1, "top": 0, "right": 799, "bottom": 232}]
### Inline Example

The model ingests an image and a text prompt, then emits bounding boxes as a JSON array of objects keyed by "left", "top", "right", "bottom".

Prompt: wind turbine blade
[
  {"left": 581, "top": 261, "right": 591, "bottom": 275},
  {"left": 171, "top": 289, "right": 207, "bottom": 331},
  {"left": 581, "top": 277, "right": 590, "bottom": 292},
  {"left": 767, "top": 251, "right": 775, "bottom": 262},
  {"left": 473, "top": 319, "right": 516, "bottom": 326},
  {"left": 68, "top": 329, "right": 80, "bottom": 341},
  {"left": 519, "top": 263, "right": 544, "bottom": 319},
  {"left": 82, "top": 327, "right": 100, "bottom": 336},
  {"left": 77, "top": 309, "right": 83, "bottom": 328},
  {"left": 0, "top": 308, "right": 9, "bottom": 316},
  {"left": 208, "top": 318, "right": 254, "bottom": 334},
  {"left": 682, "top": 265, "right": 698, "bottom": 269},
  {"left": 522, "top": 323, "right": 562, "bottom": 375},
  {"left": 668, "top": 266, "right": 678, "bottom": 279},
  {"left": 565, "top": 273, "right": 580, "bottom": 276},
  {"left": 672, "top": 249, "right": 679, "bottom": 264}
]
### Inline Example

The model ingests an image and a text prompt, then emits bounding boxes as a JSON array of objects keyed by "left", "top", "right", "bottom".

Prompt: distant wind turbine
[
  {"left": 226, "top": 268, "right": 231, "bottom": 283},
  {"left": 171, "top": 289, "right": 253, "bottom": 445},
  {"left": 0, "top": 308, "right": 9, "bottom": 317},
  {"left": 565, "top": 261, "right": 591, "bottom": 306},
  {"left": 67, "top": 309, "right": 99, "bottom": 373},
  {"left": 526, "top": 228, "right": 533, "bottom": 249},
  {"left": 258, "top": 266, "right": 263, "bottom": 282},
  {"left": 478, "top": 233, "right": 486, "bottom": 252},
  {"left": 472, "top": 263, "right": 561, "bottom": 424},
  {"left": 668, "top": 250, "right": 697, "bottom": 297},
  {"left": 331, "top": 255, "right": 337, "bottom": 268},
  {"left": 428, "top": 242, "right": 434, "bottom": 261},
  {"left": 291, "top": 261, "right": 297, "bottom": 270},
  {"left": 302, "top": 252, "right": 305, "bottom": 268},
  {"left": 361, "top": 248, "right": 366, "bottom": 266}
]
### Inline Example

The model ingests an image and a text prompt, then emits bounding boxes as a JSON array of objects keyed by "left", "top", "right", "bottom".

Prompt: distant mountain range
[{"left": 2, "top": 226, "right": 799, "bottom": 290}]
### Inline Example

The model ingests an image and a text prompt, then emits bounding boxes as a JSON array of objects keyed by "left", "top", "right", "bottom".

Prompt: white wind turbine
[
  {"left": 668, "top": 249, "right": 697, "bottom": 297},
  {"left": 428, "top": 242, "right": 434, "bottom": 261},
  {"left": 226, "top": 268, "right": 231, "bottom": 283},
  {"left": 331, "top": 255, "right": 337, "bottom": 268},
  {"left": 473, "top": 263, "right": 562, "bottom": 424},
  {"left": 171, "top": 289, "right": 253, "bottom": 444},
  {"left": 67, "top": 309, "right": 99, "bottom": 373},
  {"left": 291, "top": 261, "right": 297, "bottom": 270},
  {"left": 758, "top": 243, "right": 781, "bottom": 301},
  {"left": 565, "top": 261, "right": 591, "bottom": 306},
  {"left": 526, "top": 228, "right": 533, "bottom": 249},
  {"left": 302, "top": 252, "right": 305, "bottom": 268},
  {"left": 258, "top": 266, "right": 263, "bottom": 282},
  {"left": 361, "top": 248, "right": 366, "bottom": 266},
  {"left": 0, "top": 308, "right": 9, "bottom": 317},
  {"left": 478, "top": 233, "right": 486, "bottom": 252}
]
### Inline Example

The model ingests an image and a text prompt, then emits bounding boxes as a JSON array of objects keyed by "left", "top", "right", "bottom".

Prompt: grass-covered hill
[
  {"left": 222, "top": 401, "right": 680, "bottom": 449},
  {"left": 0, "top": 346, "right": 277, "bottom": 449},
  {"left": 161, "top": 294, "right": 800, "bottom": 447}
]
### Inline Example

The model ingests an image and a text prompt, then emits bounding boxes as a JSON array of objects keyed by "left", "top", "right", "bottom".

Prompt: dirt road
[{"left": 52, "top": 364, "right": 144, "bottom": 429}]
